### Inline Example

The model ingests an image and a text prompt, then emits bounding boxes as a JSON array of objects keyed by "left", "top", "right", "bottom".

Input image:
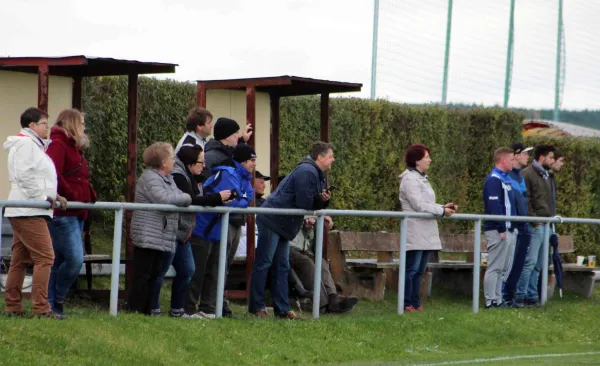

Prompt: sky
[{"left": 1, "top": 0, "right": 598, "bottom": 111}]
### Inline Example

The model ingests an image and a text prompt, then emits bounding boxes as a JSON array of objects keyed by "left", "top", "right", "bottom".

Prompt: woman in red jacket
[{"left": 46, "top": 109, "right": 96, "bottom": 317}]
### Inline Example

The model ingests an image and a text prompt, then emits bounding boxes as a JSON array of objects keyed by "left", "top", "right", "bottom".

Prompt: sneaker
[
  {"left": 181, "top": 312, "right": 205, "bottom": 319},
  {"left": 416, "top": 306, "right": 424, "bottom": 312},
  {"left": 196, "top": 311, "right": 216, "bottom": 319},
  {"left": 251, "top": 309, "right": 270, "bottom": 318},
  {"left": 36, "top": 312, "right": 65, "bottom": 320},
  {"left": 525, "top": 299, "right": 541, "bottom": 308},
  {"left": 150, "top": 309, "right": 162, "bottom": 317},
  {"left": 278, "top": 310, "right": 301, "bottom": 320},
  {"left": 507, "top": 300, "right": 524, "bottom": 308},
  {"left": 493, "top": 300, "right": 507, "bottom": 309},
  {"left": 404, "top": 306, "right": 416, "bottom": 312},
  {"left": 169, "top": 309, "right": 185, "bottom": 318}
]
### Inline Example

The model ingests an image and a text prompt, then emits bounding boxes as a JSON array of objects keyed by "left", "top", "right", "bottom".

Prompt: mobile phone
[
  {"left": 328, "top": 185, "right": 337, "bottom": 192},
  {"left": 230, "top": 190, "right": 239, "bottom": 200}
]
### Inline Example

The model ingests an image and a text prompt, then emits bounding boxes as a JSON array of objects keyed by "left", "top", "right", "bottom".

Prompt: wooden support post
[
  {"left": 197, "top": 82, "right": 207, "bottom": 108},
  {"left": 245, "top": 86, "right": 257, "bottom": 298},
  {"left": 37, "top": 64, "right": 49, "bottom": 113},
  {"left": 125, "top": 74, "right": 139, "bottom": 293}
]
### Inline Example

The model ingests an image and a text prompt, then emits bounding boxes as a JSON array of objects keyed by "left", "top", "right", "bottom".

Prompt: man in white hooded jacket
[{"left": 3, "top": 107, "right": 66, "bottom": 319}]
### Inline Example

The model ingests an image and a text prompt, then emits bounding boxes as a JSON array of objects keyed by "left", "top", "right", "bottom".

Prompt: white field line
[{"left": 420, "top": 351, "right": 600, "bottom": 365}]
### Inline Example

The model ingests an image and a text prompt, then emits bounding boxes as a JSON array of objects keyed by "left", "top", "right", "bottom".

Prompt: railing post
[
  {"left": 215, "top": 212, "right": 230, "bottom": 318},
  {"left": 473, "top": 220, "right": 482, "bottom": 313},
  {"left": 109, "top": 208, "right": 124, "bottom": 317},
  {"left": 541, "top": 223, "right": 551, "bottom": 305},
  {"left": 397, "top": 218, "right": 408, "bottom": 315},
  {"left": 312, "top": 215, "right": 326, "bottom": 319}
]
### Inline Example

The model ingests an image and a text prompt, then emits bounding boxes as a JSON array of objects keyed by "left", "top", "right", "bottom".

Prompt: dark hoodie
[
  {"left": 202, "top": 139, "right": 234, "bottom": 179},
  {"left": 256, "top": 156, "right": 329, "bottom": 241}
]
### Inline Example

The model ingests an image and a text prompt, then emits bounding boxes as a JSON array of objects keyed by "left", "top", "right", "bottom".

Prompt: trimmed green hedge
[{"left": 82, "top": 76, "right": 599, "bottom": 255}]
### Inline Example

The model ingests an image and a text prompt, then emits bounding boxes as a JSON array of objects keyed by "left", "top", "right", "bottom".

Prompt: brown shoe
[
  {"left": 251, "top": 309, "right": 270, "bottom": 318},
  {"left": 278, "top": 311, "right": 301, "bottom": 320}
]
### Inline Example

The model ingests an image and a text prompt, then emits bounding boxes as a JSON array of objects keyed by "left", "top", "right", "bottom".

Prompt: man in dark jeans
[{"left": 249, "top": 141, "right": 333, "bottom": 320}]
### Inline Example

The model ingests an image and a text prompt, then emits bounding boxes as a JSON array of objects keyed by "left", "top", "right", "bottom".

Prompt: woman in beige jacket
[{"left": 399, "top": 144, "right": 455, "bottom": 312}]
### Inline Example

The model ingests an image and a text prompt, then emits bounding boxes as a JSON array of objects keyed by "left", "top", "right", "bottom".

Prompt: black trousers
[
  {"left": 185, "top": 236, "right": 219, "bottom": 314},
  {"left": 128, "top": 246, "right": 166, "bottom": 315}
]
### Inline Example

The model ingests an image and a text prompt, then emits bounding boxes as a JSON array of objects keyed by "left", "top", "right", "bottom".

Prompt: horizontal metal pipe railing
[{"left": 0, "top": 199, "right": 598, "bottom": 318}]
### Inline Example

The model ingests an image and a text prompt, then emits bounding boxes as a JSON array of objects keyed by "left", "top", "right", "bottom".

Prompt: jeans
[
  {"left": 404, "top": 250, "right": 431, "bottom": 308},
  {"left": 503, "top": 227, "right": 531, "bottom": 302},
  {"left": 248, "top": 222, "right": 291, "bottom": 315},
  {"left": 152, "top": 241, "right": 195, "bottom": 311},
  {"left": 47, "top": 216, "right": 84, "bottom": 309},
  {"left": 517, "top": 225, "right": 546, "bottom": 302}
]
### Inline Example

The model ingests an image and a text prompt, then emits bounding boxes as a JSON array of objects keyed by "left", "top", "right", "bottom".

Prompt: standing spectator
[
  {"left": 235, "top": 171, "right": 270, "bottom": 259},
  {"left": 290, "top": 216, "right": 359, "bottom": 314},
  {"left": 202, "top": 117, "right": 252, "bottom": 316},
  {"left": 399, "top": 144, "right": 455, "bottom": 312},
  {"left": 483, "top": 147, "right": 517, "bottom": 309},
  {"left": 503, "top": 142, "right": 532, "bottom": 308},
  {"left": 175, "top": 108, "right": 213, "bottom": 152},
  {"left": 254, "top": 170, "right": 270, "bottom": 207},
  {"left": 46, "top": 109, "right": 97, "bottom": 317},
  {"left": 249, "top": 141, "right": 333, "bottom": 320},
  {"left": 151, "top": 144, "right": 231, "bottom": 317},
  {"left": 128, "top": 142, "right": 191, "bottom": 315},
  {"left": 3, "top": 107, "right": 67, "bottom": 319},
  {"left": 517, "top": 145, "right": 555, "bottom": 307},
  {"left": 185, "top": 143, "right": 255, "bottom": 318}
]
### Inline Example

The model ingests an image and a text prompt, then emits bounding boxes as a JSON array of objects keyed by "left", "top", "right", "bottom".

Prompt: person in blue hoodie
[
  {"left": 483, "top": 147, "right": 517, "bottom": 309},
  {"left": 184, "top": 143, "right": 255, "bottom": 318},
  {"left": 248, "top": 141, "right": 333, "bottom": 320},
  {"left": 503, "top": 142, "right": 532, "bottom": 308}
]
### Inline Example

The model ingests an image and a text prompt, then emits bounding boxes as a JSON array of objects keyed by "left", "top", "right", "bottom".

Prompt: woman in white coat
[{"left": 399, "top": 144, "right": 455, "bottom": 312}]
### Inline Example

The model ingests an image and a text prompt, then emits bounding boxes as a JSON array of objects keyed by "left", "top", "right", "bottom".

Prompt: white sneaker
[
  {"left": 181, "top": 313, "right": 205, "bottom": 319},
  {"left": 196, "top": 311, "right": 216, "bottom": 319}
]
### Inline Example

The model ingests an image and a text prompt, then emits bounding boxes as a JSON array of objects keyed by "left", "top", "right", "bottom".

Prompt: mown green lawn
[{"left": 1, "top": 284, "right": 599, "bottom": 365}]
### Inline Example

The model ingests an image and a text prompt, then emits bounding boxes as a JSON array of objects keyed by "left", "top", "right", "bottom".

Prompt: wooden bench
[{"left": 328, "top": 230, "right": 596, "bottom": 300}]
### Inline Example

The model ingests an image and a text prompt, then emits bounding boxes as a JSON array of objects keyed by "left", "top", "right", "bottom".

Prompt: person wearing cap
[
  {"left": 502, "top": 142, "right": 532, "bottom": 308},
  {"left": 175, "top": 108, "right": 213, "bottom": 153},
  {"left": 254, "top": 170, "right": 270, "bottom": 207},
  {"left": 185, "top": 143, "right": 255, "bottom": 318},
  {"left": 234, "top": 171, "right": 270, "bottom": 259},
  {"left": 517, "top": 145, "right": 556, "bottom": 307},
  {"left": 249, "top": 141, "right": 333, "bottom": 320}
]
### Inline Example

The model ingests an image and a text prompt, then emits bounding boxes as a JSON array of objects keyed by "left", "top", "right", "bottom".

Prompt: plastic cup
[
  {"left": 588, "top": 255, "right": 596, "bottom": 268},
  {"left": 577, "top": 256, "right": 585, "bottom": 266}
]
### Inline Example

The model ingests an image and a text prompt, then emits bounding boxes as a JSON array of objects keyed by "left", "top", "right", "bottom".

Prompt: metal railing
[{"left": 0, "top": 199, "right": 598, "bottom": 318}]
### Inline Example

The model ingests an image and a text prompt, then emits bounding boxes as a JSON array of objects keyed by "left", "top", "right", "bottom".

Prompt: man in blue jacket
[
  {"left": 185, "top": 144, "right": 255, "bottom": 318},
  {"left": 503, "top": 142, "right": 532, "bottom": 307},
  {"left": 249, "top": 141, "right": 333, "bottom": 319},
  {"left": 483, "top": 147, "right": 517, "bottom": 309}
]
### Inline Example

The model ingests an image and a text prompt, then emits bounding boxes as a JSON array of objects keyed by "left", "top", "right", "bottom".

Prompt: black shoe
[
  {"left": 36, "top": 312, "right": 65, "bottom": 320},
  {"left": 508, "top": 300, "right": 524, "bottom": 308},
  {"left": 222, "top": 304, "right": 233, "bottom": 318},
  {"left": 54, "top": 301, "right": 65, "bottom": 315},
  {"left": 327, "top": 294, "right": 358, "bottom": 314},
  {"left": 168, "top": 309, "right": 184, "bottom": 318},
  {"left": 525, "top": 299, "right": 541, "bottom": 308}
]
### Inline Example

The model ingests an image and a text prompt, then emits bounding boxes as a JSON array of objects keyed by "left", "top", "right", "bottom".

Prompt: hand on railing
[{"left": 45, "top": 195, "right": 68, "bottom": 210}]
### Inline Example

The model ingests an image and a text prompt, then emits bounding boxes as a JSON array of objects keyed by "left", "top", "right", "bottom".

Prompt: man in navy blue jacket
[
  {"left": 249, "top": 141, "right": 333, "bottom": 319},
  {"left": 503, "top": 142, "right": 532, "bottom": 307},
  {"left": 483, "top": 147, "right": 517, "bottom": 309}
]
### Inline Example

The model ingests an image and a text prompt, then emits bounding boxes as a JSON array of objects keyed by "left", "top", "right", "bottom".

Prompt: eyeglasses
[
  {"left": 196, "top": 160, "right": 205, "bottom": 165},
  {"left": 36, "top": 122, "right": 48, "bottom": 126}
]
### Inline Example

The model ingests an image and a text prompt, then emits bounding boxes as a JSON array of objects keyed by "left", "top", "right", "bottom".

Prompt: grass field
[{"left": 1, "top": 283, "right": 599, "bottom": 365}]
